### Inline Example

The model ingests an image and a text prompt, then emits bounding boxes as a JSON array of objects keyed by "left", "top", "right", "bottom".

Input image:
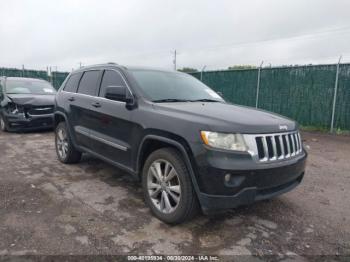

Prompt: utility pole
[{"left": 173, "top": 50, "right": 177, "bottom": 71}]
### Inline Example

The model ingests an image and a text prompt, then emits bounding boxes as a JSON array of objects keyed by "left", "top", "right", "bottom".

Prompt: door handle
[
  {"left": 92, "top": 102, "right": 101, "bottom": 108},
  {"left": 68, "top": 97, "right": 75, "bottom": 102}
]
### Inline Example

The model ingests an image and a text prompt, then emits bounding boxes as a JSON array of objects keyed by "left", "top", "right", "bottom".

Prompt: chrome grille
[
  {"left": 244, "top": 131, "right": 303, "bottom": 163},
  {"left": 27, "top": 106, "right": 54, "bottom": 115}
]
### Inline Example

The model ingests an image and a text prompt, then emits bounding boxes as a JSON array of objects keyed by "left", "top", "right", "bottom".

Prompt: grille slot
[
  {"left": 275, "top": 136, "right": 282, "bottom": 157},
  {"left": 252, "top": 131, "right": 302, "bottom": 162},
  {"left": 256, "top": 137, "right": 265, "bottom": 159}
]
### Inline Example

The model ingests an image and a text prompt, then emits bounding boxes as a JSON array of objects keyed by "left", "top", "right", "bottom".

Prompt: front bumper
[
  {"left": 192, "top": 144, "right": 307, "bottom": 213},
  {"left": 5, "top": 113, "right": 54, "bottom": 132}
]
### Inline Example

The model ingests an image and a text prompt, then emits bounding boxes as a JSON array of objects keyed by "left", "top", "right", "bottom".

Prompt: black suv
[
  {"left": 54, "top": 64, "right": 307, "bottom": 224},
  {"left": 0, "top": 77, "right": 56, "bottom": 132}
]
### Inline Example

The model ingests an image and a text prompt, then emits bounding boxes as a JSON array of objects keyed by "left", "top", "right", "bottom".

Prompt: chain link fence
[{"left": 1, "top": 64, "right": 349, "bottom": 131}]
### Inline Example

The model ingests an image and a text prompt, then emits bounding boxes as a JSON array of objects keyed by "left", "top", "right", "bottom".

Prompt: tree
[
  {"left": 227, "top": 65, "right": 257, "bottom": 70},
  {"left": 178, "top": 67, "right": 198, "bottom": 73}
]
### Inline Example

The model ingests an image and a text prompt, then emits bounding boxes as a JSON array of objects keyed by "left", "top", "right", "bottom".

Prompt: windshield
[
  {"left": 6, "top": 79, "right": 56, "bottom": 95},
  {"left": 130, "top": 70, "right": 224, "bottom": 102}
]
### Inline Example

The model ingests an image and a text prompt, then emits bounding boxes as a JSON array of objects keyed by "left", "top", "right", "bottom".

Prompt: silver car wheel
[
  {"left": 56, "top": 127, "right": 69, "bottom": 159},
  {"left": 147, "top": 159, "right": 181, "bottom": 214},
  {"left": 0, "top": 117, "right": 5, "bottom": 131}
]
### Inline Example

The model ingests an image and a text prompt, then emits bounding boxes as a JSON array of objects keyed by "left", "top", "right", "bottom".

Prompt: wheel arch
[
  {"left": 136, "top": 134, "right": 201, "bottom": 196},
  {"left": 54, "top": 111, "right": 67, "bottom": 128},
  {"left": 53, "top": 112, "right": 79, "bottom": 149}
]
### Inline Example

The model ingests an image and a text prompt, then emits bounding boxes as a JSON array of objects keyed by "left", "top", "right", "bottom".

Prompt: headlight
[
  {"left": 7, "top": 103, "right": 24, "bottom": 114},
  {"left": 200, "top": 131, "right": 248, "bottom": 151}
]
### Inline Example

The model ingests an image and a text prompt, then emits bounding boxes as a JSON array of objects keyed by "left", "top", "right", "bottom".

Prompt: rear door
[
  {"left": 0, "top": 79, "right": 5, "bottom": 115},
  {"left": 69, "top": 70, "right": 102, "bottom": 149},
  {"left": 90, "top": 69, "right": 134, "bottom": 168}
]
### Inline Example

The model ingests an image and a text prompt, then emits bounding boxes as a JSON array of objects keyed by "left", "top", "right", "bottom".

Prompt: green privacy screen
[
  {"left": 191, "top": 64, "right": 350, "bottom": 130},
  {"left": 51, "top": 71, "right": 69, "bottom": 89},
  {"left": 0, "top": 67, "right": 69, "bottom": 90},
  {"left": 1, "top": 65, "right": 349, "bottom": 129}
]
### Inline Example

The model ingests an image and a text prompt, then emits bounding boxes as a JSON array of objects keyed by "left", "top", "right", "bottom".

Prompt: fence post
[
  {"left": 22, "top": 65, "right": 25, "bottom": 77},
  {"left": 330, "top": 56, "right": 342, "bottom": 133},
  {"left": 49, "top": 66, "right": 54, "bottom": 85},
  {"left": 255, "top": 61, "right": 264, "bottom": 108},
  {"left": 200, "top": 65, "right": 207, "bottom": 81}
]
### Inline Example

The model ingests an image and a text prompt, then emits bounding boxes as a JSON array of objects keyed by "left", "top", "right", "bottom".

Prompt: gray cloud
[{"left": 1, "top": 0, "right": 349, "bottom": 71}]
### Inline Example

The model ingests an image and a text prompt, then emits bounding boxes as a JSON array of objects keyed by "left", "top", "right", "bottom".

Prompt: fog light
[{"left": 224, "top": 173, "right": 231, "bottom": 182}]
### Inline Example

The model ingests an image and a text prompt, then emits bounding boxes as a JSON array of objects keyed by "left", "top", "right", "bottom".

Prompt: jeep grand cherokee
[{"left": 54, "top": 64, "right": 307, "bottom": 224}]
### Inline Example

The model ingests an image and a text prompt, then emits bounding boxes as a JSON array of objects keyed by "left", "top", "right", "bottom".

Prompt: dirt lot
[{"left": 0, "top": 130, "right": 349, "bottom": 260}]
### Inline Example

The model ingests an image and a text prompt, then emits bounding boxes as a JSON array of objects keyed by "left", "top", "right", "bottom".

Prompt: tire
[
  {"left": 142, "top": 147, "right": 199, "bottom": 224},
  {"left": 55, "top": 121, "right": 82, "bottom": 164},
  {"left": 0, "top": 114, "right": 8, "bottom": 132}
]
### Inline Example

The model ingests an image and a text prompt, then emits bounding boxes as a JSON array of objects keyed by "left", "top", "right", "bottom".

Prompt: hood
[
  {"left": 6, "top": 94, "right": 55, "bottom": 106},
  {"left": 155, "top": 102, "right": 297, "bottom": 134}
]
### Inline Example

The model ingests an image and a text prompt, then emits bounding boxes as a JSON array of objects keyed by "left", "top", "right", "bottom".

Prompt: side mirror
[
  {"left": 126, "top": 96, "right": 136, "bottom": 109},
  {"left": 105, "top": 86, "right": 126, "bottom": 102}
]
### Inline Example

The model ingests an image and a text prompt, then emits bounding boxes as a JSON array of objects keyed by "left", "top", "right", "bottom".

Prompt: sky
[{"left": 1, "top": 0, "right": 350, "bottom": 72}]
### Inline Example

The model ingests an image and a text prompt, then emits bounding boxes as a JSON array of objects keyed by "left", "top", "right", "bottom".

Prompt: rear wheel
[
  {"left": 0, "top": 115, "right": 8, "bottom": 132},
  {"left": 55, "top": 122, "right": 82, "bottom": 164},
  {"left": 142, "top": 147, "right": 199, "bottom": 224}
]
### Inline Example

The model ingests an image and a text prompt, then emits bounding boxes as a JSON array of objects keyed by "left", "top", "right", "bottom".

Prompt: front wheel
[
  {"left": 55, "top": 122, "right": 82, "bottom": 164},
  {"left": 142, "top": 148, "right": 199, "bottom": 224},
  {"left": 0, "top": 115, "right": 8, "bottom": 132}
]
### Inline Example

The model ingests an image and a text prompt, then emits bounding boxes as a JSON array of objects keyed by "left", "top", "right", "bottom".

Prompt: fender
[
  {"left": 54, "top": 111, "right": 80, "bottom": 149},
  {"left": 136, "top": 135, "right": 202, "bottom": 198}
]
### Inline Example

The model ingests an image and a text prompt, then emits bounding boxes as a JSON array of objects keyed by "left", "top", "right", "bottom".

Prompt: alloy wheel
[
  {"left": 56, "top": 127, "right": 69, "bottom": 159},
  {"left": 0, "top": 117, "right": 5, "bottom": 131},
  {"left": 147, "top": 159, "right": 181, "bottom": 214}
]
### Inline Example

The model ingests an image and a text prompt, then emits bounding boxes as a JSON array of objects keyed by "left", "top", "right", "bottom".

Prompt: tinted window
[
  {"left": 99, "top": 70, "right": 126, "bottom": 97},
  {"left": 64, "top": 73, "right": 81, "bottom": 93},
  {"left": 77, "top": 71, "right": 100, "bottom": 96}
]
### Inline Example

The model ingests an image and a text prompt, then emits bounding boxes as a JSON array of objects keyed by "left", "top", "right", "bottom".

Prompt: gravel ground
[{"left": 0, "top": 130, "right": 349, "bottom": 260}]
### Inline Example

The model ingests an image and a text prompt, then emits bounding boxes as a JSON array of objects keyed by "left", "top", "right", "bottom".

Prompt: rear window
[
  {"left": 77, "top": 71, "right": 100, "bottom": 96},
  {"left": 64, "top": 73, "right": 82, "bottom": 93}
]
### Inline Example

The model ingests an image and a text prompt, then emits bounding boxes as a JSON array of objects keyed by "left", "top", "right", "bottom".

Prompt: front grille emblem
[{"left": 279, "top": 125, "right": 288, "bottom": 131}]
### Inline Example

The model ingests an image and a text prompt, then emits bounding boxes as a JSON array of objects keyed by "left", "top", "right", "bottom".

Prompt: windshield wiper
[
  {"left": 152, "top": 98, "right": 191, "bottom": 103},
  {"left": 190, "top": 99, "right": 222, "bottom": 102}
]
